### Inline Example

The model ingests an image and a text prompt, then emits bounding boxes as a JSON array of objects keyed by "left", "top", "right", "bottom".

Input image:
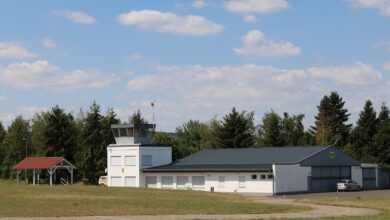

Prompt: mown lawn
[
  {"left": 0, "top": 181, "right": 304, "bottom": 217},
  {"left": 284, "top": 193, "right": 390, "bottom": 220}
]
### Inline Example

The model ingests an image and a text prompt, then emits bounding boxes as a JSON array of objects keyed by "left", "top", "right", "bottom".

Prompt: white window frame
[
  {"left": 142, "top": 155, "right": 153, "bottom": 167},
  {"left": 124, "top": 156, "right": 136, "bottom": 166},
  {"left": 145, "top": 176, "right": 157, "bottom": 188},
  {"left": 110, "top": 156, "right": 122, "bottom": 166},
  {"left": 192, "top": 176, "right": 205, "bottom": 188},
  {"left": 124, "top": 176, "right": 136, "bottom": 187},
  {"left": 161, "top": 176, "right": 174, "bottom": 188},
  {"left": 176, "top": 176, "right": 189, "bottom": 188},
  {"left": 110, "top": 176, "right": 122, "bottom": 186},
  {"left": 238, "top": 176, "right": 246, "bottom": 188}
]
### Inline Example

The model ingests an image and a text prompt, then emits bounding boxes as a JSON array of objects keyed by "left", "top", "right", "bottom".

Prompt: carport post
[
  {"left": 33, "top": 169, "right": 36, "bottom": 186},
  {"left": 37, "top": 170, "right": 40, "bottom": 185},
  {"left": 48, "top": 169, "right": 53, "bottom": 187},
  {"left": 70, "top": 168, "right": 73, "bottom": 184}
]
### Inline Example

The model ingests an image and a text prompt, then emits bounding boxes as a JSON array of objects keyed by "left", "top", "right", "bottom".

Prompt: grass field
[
  {"left": 286, "top": 193, "right": 390, "bottom": 220},
  {"left": 0, "top": 181, "right": 304, "bottom": 217}
]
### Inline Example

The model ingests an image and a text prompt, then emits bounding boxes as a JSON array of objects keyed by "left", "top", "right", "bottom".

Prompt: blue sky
[{"left": 1, "top": 0, "right": 390, "bottom": 131}]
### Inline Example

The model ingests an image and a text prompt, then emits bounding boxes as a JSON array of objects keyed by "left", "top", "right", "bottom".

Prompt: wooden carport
[{"left": 13, "top": 157, "right": 76, "bottom": 186}]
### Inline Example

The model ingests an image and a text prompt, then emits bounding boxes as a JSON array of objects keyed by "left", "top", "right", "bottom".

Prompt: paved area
[
  {"left": 280, "top": 189, "right": 390, "bottom": 199},
  {"left": 0, "top": 195, "right": 381, "bottom": 220}
]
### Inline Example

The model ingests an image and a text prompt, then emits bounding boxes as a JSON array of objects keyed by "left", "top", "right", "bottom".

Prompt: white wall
[
  {"left": 351, "top": 166, "right": 363, "bottom": 187},
  {"left": 107, "top": 144, "right": 172, "bottom": 187},
  {"left": 142, "top": 172, "right": 274, "bottom": 193},
  {"left": 273, "top": 164, "right": 311, "bottom": 194}
]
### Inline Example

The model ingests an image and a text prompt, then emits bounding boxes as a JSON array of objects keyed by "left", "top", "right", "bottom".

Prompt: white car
[
  {"left": 337, "top": 179, "right": 361, "bottom": 191},
  {"left": 98, "top": 176, "right": 108, "bottom": 186}
]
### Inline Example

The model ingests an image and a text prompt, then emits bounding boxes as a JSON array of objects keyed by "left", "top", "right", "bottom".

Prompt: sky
[{"left": 1, "top": 0, "right": 390, "bottom": 131}]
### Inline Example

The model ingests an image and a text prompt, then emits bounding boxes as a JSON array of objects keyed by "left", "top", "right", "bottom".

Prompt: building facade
[{"left": 107, "top": 124, "right": 386, "bottom": 194}]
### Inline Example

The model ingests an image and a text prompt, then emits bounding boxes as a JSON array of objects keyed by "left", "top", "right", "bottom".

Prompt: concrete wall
[
  {"left": 107, "top": 145, "right": 172, "bottom": 187},
  {"left": 351, "top": 166, "right": 363, "bottom": 187},
  {"left": 273, "top": 164, "right": 311, "bottom": 194},
  {"left": 142, "top": 172, "right": 274, "bottom": 193}
]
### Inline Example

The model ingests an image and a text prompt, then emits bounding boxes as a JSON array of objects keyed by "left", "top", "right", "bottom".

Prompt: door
[
  {"left": 310, "top": 166, "right": 351, "bottom": 192},
  {"left": 145, "top": 176, "right": 157, "bottom": 188},
  {"left": 362, "top": 168, "right": 377, "bottom": 190}
]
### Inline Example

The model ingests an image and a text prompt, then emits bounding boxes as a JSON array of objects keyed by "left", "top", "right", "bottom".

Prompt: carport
[{"left": 13, "top": 157, "right": 76, "bottom": 186}]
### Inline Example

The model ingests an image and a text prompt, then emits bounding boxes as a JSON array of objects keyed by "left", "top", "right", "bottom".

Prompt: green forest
[{"left": 1, "top": 91, "right": 389, "bottom": 184}]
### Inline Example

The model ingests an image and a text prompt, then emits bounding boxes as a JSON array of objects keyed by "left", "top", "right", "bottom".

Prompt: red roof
[{"left": 13, "top": 157, "right": 64, "bottom": 170}]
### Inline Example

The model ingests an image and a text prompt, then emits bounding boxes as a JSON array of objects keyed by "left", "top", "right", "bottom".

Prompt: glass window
[
  {"left": 260, "top": 174, "right": 266, "bottom": 180},
  {"left": 110, "top": 176, "right": 121, "bottom": 186},
  {"left": 142, "top": 155, "right": 153, "bottom": 167},
  {"left": 218, "top": 176, "right": 225, "bottom": 188},
  {"left": 267, "top": 174, "right": 274, "bottom": 179},
  {"left": 145, "top": 176, "right": 157, "bottom": 188},
  {"left": 119, "top": 128, "right": 129, "bottom": 137},
  {"left": 110, "top": 156, "right": 121, "bottom": 166},
  {"left": 124, "top": 176, "right": 136, "bottom": 187},
  {"left": 251, "top": 174, "right": 257, "bottom": 180},
  {"left": 112, "top": 128, "right": 119, "bottom": 137},
  {"left": 125, "top": 156, "right": 136, "bottom": 166},
  {"left": 238, "top": 176, "right": 246, "bottom": 188},
  {"left": 177, "top": 176, "right": 189, "bottom": 187},
  {"left": 192, "top": 176, "right": 205, "bottom": 187},
  {"left": 161, "top": 176, "right": 174, "bottom": 187}
]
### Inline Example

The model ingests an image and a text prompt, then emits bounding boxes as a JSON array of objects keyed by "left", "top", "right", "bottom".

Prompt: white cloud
[
  {"left": 224, "top": 0, "right": 288, "bottom": 14},
  {"left": 350, "top": 0, "right": 390, "bottom": 16},
  {"left": 117, "top": 10, "right": 223, "bottom": 36},
  {"left": 384, "top": 61, "right": 390, "bottom": 70},
  {"left": 58, "top": 10, "right": 96, "bottom": 24},
  {"left": 193, "top": 0, "right": 207, "bottom": 8},
  {"left": 307, "top": 63, "right": 382, "bottom": 85},
  {"left": 0, "top": 42, "right": 37, "bottom": 60},
  {"left": 234, "top": 30, "right": 301, "bottom": 57},
  {"left": 0, "top": 96, "right": 6, "bottom": 101},
  {"left": 42, "top": 38, "right": 57, "bottom": 49},
  {"left": 243, "top": 15, "right": 257, "bottom": 22},
  {"left": 0, "top": 60, "right": 118, "bottom": 89},
  {"left": 128, "top": 53, "right": 143, "bottom": 61},
  {"left": 126, "top": 63, "right": 388, "bottom": 131}
]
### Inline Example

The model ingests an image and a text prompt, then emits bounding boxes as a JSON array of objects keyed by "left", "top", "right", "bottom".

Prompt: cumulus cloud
[
  {"left": 350, "top": 0, "right": 390, "bottom": 15},
  {"left": 384, "top": 61, "right": 390, "bottom": 70},
  {"left": 117, "top": 10, "right": 223, "bottom": 36},
  {"left": 234, "top": 30, "right": 301, "bottom": 57},
  {"left": 0, "top": 42, "right": 37, "bottom": 60},
  {"left": 243, "top": 15, "right": 257, "bottom": 22},
  {"left": 193, "top": 0, "right": 207, "bottom": 8},
  {"left": 57, "top": 10, "right": 96, "bottom": 24},
  {"left": 125, "top": 63, "right": 389, "bottom": 130},
  {"left": 225, "top": 0, "right": 288, "bottom": 14},
  {"left": 0, "top": 60, "right": 118, "bottom": 89},
  {"left": 42, "top": 38, "right": 57, "bottom": 49}
]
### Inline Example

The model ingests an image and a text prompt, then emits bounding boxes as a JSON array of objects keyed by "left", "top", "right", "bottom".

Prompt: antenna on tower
[{"left": 151, "top": 101, "right": 156, "bottom": 131}]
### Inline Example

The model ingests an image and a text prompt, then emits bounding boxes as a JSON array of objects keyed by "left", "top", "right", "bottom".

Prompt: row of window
[{"left": 110, "top": 155, "right": 153, "bottom": 167}]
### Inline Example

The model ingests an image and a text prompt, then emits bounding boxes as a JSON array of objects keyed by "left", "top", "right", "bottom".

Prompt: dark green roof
[{"left": 144, "top": 146, "right": 352, "bottom": 172}]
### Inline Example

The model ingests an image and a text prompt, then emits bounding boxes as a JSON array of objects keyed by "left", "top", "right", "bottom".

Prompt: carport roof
[{"left": 143, "top": 146, "right": 329, "bottom": 172}]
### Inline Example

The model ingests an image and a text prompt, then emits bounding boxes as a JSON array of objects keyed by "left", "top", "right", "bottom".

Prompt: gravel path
[{"left": 0, "top": 197, "right": 381, "bottom": 220}]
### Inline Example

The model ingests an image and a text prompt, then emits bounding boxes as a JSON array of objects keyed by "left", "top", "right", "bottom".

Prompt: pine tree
[
  {"left": 312, "top": 92, "right": 351, "bottom": 146},
  {"left": 373, "top": 121, "right": 390, "bottom": 165},
  {"left": 257, "top": 111, "right": 283, "bottom": 146},
  {"left": 1, "top": 116, "right": 30, "bottom": 178},
  {"left": 350, "top": 100, "right": 378, "bottom": 161},
  {"left": 31, "top": 112, "right": 49, "bottom": 156},
  {"left": 44, "top": 106, "right": 77, "bottom": 161},
  {"left": 214, "top": 108, "right": 255, "bottom": 148},
  {"left": 82, "top": 102, "right": 104, "bottom": 184},
  {"left": 281, "top": 113, "right": 305, "bottom": 146},
  {"left": 0, "top": 122, "right": 7, "bottom": 174},
  {"left": 101, "top": 108, "right": 119, "bottom": 169},
  {"left": 378, "top": 103, "right": 390, "bottom": 126}
]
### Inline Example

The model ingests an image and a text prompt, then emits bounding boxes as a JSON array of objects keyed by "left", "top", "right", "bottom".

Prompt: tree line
[{"left": 0, "top": 92, "right": 389, "bottom": 183}]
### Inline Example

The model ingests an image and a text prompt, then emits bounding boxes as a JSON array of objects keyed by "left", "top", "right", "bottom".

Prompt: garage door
[
  {"left": 363, "top": 168, "right": 376, "bottom": 190},
  {"left": 310, "top": 166, "right": 351, "bottom": 192}
]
